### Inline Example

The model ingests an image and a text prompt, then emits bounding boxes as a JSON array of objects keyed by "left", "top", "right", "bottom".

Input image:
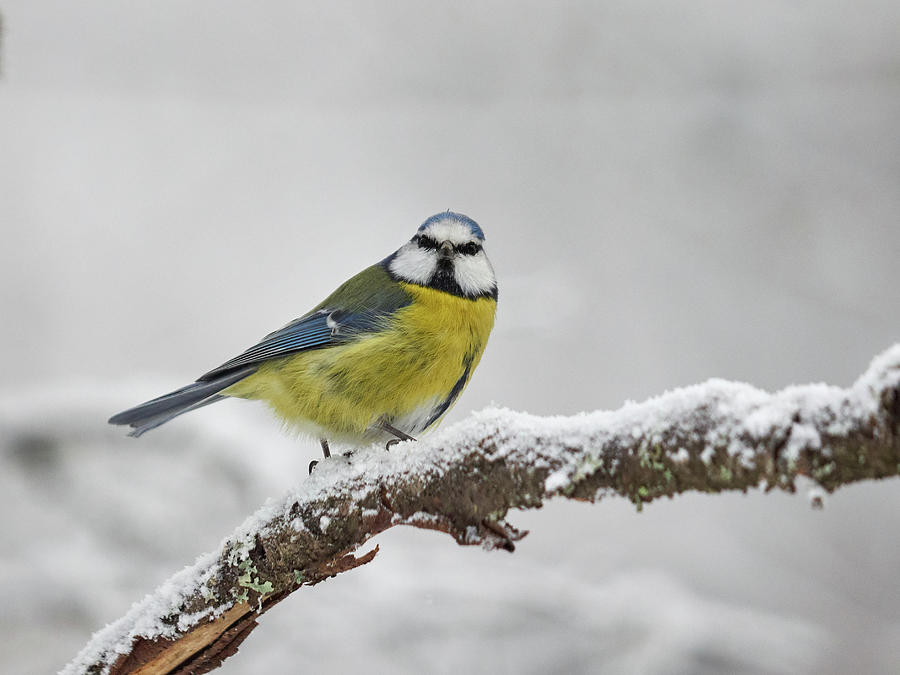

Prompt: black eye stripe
[
  {"left": 416, "top": 235, "right": 439, "bottom": 250},
  {"left": 416, "top": 235, "right": 481, "bottom": 255}
]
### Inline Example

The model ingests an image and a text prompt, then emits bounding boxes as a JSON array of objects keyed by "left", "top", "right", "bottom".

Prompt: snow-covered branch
[{"left": 65, "top": 345, "right": 900, "bottom": 675}]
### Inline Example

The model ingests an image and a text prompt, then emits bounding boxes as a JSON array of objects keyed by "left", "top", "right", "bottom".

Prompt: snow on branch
[{"left": 65, "top": 345, "right": 900, "bottom": 675}]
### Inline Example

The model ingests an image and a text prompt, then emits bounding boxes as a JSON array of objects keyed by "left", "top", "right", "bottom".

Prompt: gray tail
[{"left": 108, "top": 366, "right": 256, "bottom": 437}]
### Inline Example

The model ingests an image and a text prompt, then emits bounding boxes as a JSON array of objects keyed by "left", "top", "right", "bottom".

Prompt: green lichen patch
[{"left": 237, "top": 559, "right": 274, "bottom": 597}]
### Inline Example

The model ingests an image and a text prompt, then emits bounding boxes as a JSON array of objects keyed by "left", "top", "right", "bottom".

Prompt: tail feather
[
  {"left": 124, "top": 394, "right": 227, "bottom": 437},
  {"left": 109, "top": 366, "right": 256, "bottom": 435}
]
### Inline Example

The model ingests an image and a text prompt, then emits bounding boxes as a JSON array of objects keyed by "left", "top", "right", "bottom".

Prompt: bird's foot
[
  {"left": 385, "top": 435, "right": 417, "bottom": 451},
  {"left": 309, "top": 438, "right": 332, "bottom": 474},
  {"left": 380, "top": 421, "right": 416, "bottom": 451}
]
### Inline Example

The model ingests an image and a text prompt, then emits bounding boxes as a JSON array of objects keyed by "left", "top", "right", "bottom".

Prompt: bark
[{"left": 65, "top": 345, "right": 900, "bottom": 675}]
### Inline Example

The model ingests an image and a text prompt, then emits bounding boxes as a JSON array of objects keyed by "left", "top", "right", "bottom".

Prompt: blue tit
[{"left": 109, "top": 212, "right": 498, "bottom": 461}]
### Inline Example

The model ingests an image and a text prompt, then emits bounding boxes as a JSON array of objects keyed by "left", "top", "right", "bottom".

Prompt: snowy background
[{"left": 2, "top": 2, "right": 899, "bottom": 673}]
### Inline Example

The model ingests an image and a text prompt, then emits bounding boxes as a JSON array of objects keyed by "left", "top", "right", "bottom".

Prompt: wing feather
[{"left": 199, "top": 263, "right": 411, "bottom": 381}]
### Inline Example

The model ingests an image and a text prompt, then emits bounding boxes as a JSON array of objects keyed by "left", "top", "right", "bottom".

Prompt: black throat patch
[{"left": 430, "top": 258, "right": 463, "bottom": 295}]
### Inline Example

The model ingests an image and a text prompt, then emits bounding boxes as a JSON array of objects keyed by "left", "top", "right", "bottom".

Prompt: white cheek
[
  {"left": 389, "top": 245, "right": 436, "bottom": 284},
  {"left": 453, "top": 253, "right": 496, "bottom": 296}
]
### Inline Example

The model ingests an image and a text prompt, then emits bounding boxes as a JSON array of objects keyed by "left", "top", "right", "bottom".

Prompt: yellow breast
[{"left": 227, "top": 283, "right": 496, "bottom": 444}]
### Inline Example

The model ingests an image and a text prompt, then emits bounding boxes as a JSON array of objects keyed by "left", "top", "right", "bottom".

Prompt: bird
[{"left": 109, "top": 211, "right": 498, "bottom": 467}]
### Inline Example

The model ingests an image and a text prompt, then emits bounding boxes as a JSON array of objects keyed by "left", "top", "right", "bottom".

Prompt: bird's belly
[{"left": 229, "top": 286, "right": 496, "bottom": 444}]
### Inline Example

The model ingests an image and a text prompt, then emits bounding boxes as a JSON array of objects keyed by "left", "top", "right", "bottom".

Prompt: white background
[{"left": 1, "top": 2, "right": 899, "bottom": 673}]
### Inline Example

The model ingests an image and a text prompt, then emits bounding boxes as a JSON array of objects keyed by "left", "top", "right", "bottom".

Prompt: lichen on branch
[{"left": 64, "top": 345, "right": 900, "bottom": 675}]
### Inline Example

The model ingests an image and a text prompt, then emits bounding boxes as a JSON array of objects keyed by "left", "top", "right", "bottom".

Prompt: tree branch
[{"left": 65, "top": 345, "right": 900, "bottom": 675}]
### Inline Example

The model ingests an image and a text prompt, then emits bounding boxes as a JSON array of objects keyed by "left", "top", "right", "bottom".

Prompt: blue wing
[
  {"left": 198, "top": 308, "right": 384, "bottom": 379},
  {"left": 199, "top": 263, "right": 411, "bottom": 381}
]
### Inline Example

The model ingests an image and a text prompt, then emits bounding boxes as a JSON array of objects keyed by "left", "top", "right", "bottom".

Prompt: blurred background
[{"left": 2, "top": 2, "right": 899, "bottom": 673}]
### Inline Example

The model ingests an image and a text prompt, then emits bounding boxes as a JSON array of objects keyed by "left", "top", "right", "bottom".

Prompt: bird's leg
[
  {"left": 308, "top": 438, "right": 332, "bottom": 474},
  {"left": 381, "top": 422, "right": 416, "bottom": 451}
]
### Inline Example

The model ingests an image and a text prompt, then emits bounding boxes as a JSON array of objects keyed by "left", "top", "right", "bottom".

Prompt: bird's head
[{"left": 386, "top": 212, "right": 497, "bottom": 299}]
